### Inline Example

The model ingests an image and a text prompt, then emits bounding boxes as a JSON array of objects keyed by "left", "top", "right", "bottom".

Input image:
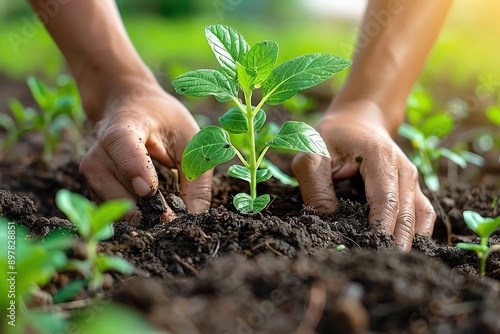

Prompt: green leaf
[
  {"left": 407, "top": 89, "right": 434, "bottom": 125},
  {"left": 261, "top": 159, "right": 298, "bottom": 186},
  {"left": 205, "top": 25, "right": 250, "bottom": 81},
  {"left": 55, "top": 189, "right": 94, "bottom": 239},
  {"left": 218, "top": 106, "right": 266, "bottom": 134},
  {"left": 236, "top": 62, "right": 256, "bottom": 93},
  {"left": 0, "top": 114, "right": 15, "bottom": 132},
  {"left": 96, "top": 254, "right": 135, "bottom": 274},
  {"left": 233, "top": 193, "right": 270, "bottom": 213},
  {"left": 256, "top": 169, "right": 273, "bottom": 183},
  {"left": 228, "top": 164, "right": 250, "bottom": 182},
  {"left": 419, "top": 113, "right": 455, "bottom": 138},
  {"left": 52, "top": 279, "right": 87, "bottom": 303},
  {"left": 91, "top": 200, "right": 133, "bottom": 240},
  {"left": 486, "top": 105, "right": 500, "bottom": 126},
  {"left": 438, "top": 148, "right": 467, "bottom": 168},
  {"left": 27, "top": 75, "right": 52, "bottom": 110},
  {"left": 172, "top": 69, "right": 238, "bottom": 100},
  {"left": 423, "top": 171, "right": 440, "bottom": 192},
  {"left": 463, "top": 210, "right": 500, "bottom": 238},
  {"left": 398, "top": 123, "right": 424, "bottom": 142},
  {"left": 241, "top": 40, "right": 279, "bottom": 88},
  {"left": 460, "top": 150, "right": 485, "bottom": 167},
  {"left": 182, "top": 126, "right": 236, "bottom": 181},
  {"left": 228, "top": 165, "right": 272, "bottom": 183},
  {"left": 263, "top": 53, "right": 351, "bottom": 105},
  {"left": 266, "top": 121, "right": 330, "bottom": 157},
  {"left": 72, "top": 304, "right": 162, "bottom": 334}
]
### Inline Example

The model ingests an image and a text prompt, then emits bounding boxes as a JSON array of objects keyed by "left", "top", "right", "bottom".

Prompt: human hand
[
  {"left": 292, "top": 100, "right": 435, "bottom": 251},
  {"left": 79, "top": 77, "right": 212, "bottom": 222}
]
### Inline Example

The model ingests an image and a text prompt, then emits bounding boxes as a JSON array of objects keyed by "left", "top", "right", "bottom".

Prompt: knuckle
[
  {"left": 99, "top": 124, "right": 129, "bottom": 148},
  {"left": 397, "top": 210, "right": 415, "bottom": 233},
  {"left": 381, "top": 191, "right": 399, "bottom": 214},
  {"left": 422, "top": 202, "right": 437, "bottom": 222},
  {"left": 292, "top": 153, "right": 320, "bottom": 174},
  {"left": 406, "top": 163, "right": 419, "bottom": 181}
]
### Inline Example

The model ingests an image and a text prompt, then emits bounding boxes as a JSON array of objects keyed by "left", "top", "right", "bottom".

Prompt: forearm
[
  {"left": 330, "top": 0, "right": 453, "bottom": 135},
  {"left": 29, "top": 0, "right": 154, "bottom": 122}
]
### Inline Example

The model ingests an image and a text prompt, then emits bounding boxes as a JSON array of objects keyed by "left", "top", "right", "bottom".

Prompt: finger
[
  {"left": 414, "top": 186, "right": 436, "bottom": 236},
  {"left": 292, "top": 153, "right": 337, "bottom": 214},
  {"left": 393, "top": 165, "right": 418, "bottom": 252},
  {"left": 100, "top": 123, "right": 158, "bottom": 197},
  {"left": 81, "top": 147, "right": 175, "bottom": 223},
  {"left": 80, "top": 146, "right": 136, "bottom": 202},
  {"left": 360, "top": 151, "right": 399, "bottom": 236},
  {"left": 178, "top": 169, "right": 213, "bottom": 213}
]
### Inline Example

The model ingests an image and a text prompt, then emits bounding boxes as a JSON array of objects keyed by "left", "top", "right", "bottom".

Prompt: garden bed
[{"left": 1, "top": 154, "right": 500, "bottom": 333}]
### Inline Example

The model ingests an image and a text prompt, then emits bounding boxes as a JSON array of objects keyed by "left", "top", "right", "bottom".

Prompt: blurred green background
[
  {"left": 0, "top": 0, "right": 500, "bottom": 89},
  {"left": 0, "top": 0, "right": 499, "bottom": 111}
]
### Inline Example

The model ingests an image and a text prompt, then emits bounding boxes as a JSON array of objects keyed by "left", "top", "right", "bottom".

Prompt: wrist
[{"left": 75, "top": 56, "right": 156, "bottom": 123}]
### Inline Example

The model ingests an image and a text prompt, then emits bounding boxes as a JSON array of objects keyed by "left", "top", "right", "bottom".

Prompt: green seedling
[
  {"left": 456, "top": 210, "right": 500, "bottom": 276},
  {"left": 400, "top": 87, "right": 484, "bottom": 191},
  {"left": 172, "top": 24, "right": 351, "bottom": 213},
  {"left": 55, "top": 189, "right": 134, "bottom": 293},
  {"left": 398, "top": 123, "right": 483, "bottom": 192},
  {"left": 0, "top": 75, "right": 85, "bottom": 161},
  {"left": 1, "top": 219, "right": 70, "bottom": 334}
]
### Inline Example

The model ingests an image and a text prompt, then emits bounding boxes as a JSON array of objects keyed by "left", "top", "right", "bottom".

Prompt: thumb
[
  {"left": 292, "top": 153, "right": 337, "bottom": 214},
  {"left": 100, "top": 123, "right": 158, "bottom": 197}
]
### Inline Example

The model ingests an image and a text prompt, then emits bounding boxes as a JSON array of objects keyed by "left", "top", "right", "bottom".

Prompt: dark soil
[
  {"left": 1, "top": 71, "right": 500, "bottom": 333},
  {"left": 1, "top": 156, "right": 500, "bottom": 333}
]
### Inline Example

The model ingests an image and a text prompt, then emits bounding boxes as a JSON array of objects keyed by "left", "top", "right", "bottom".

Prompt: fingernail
[{"left": 132, "top": 177, "right": 151, "bottom": 197}]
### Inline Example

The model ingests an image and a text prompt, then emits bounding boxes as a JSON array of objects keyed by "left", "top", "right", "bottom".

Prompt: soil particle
[
  {"left": 114, "top": 250, "right": 500, "bottom": 334},
  {"left": 0, "top": 189, "right": 37, "bottom": 225}
]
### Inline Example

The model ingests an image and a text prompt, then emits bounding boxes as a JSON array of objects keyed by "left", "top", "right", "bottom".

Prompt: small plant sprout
[
  {"left": 456, "top": 210, "right": 500, "bottom": 276},
  {"left": 55, "top": 189, "right": 135, "bottom": 293},
  {"left": 0, "top": 75, "right": 85, "bottom": 161},
  {"left": 398, "top": 124, "right": 484, "bottom": 192},
  {"left": 399, "top": 88, "right": 484, "bottom": 192},
  {"left": 172, "top": 25, "right": 351, "bottom": 213},
  {"left": 1, "top": 219, "right": 70, "bottom": 333}
]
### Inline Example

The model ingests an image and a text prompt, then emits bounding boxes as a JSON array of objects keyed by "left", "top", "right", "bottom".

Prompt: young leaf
[
  {"left": 27, "top": 75, "right": 52, "bottom": 111},
  {"left": 241, "top": 40, "right": 279, "bottom": 88},
  {"left": 219, "top": 106, "right": 266, "bottom": 134},
  {"left": 52, "top": 279, "right": 87, "bottom": 303},
  {"left": 256, "top": 169, "right": 273, "bottom": 183},
  {"left": 182, "top": 126, "right": 236, "bottom": 181},
  {"left": 263, "top": 53, "right": 351, "bottom": 105},
  {"left": 172, "top": 69, "right": 238, "bottom": 100},
  {"left": 237, "top": 62, "right": 256, "bottom": 93},
  {"left": 398, "top": 123, "right": 424, "bottom": 142},
  {"left": 233, "top": 193, "right": 270, "bottom": 213},
  {"left": 266, "top": 121, "right": 330, "bottom": 157},
  {"left": 486, "top": 105, "right": 500, "bottom": 126},
  {"left": 460, "top": 150, "right": 485, "bottom": 167},
  {"left": 55, "top": 189, "right": 94, "bottom": 239},
  {"left": 423, "top": 170, "right": 440, "bottom": 192},
  {"left": 261, "top": 158, "right": 298, "bottom": 186},
  {"left": 228, "top": 165, "right": 272, "bottom": 183},
  {"left": 463, "top": 211, "right": 500, "bottom": 238},
  {"left": 205, "top": 25, "right": 250, "bottom": 81},
  {"left": 437, "top": 148, "right": 467, "bottom": 169},
  {"left": 90, "top": 200, "right": 133, "bottom": 240},
  {"left": 96, "top": 254, "right": 135, "bottom": 274},
  {"left": 419, "top": 113, "right": 455, "bottom": 138}
]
